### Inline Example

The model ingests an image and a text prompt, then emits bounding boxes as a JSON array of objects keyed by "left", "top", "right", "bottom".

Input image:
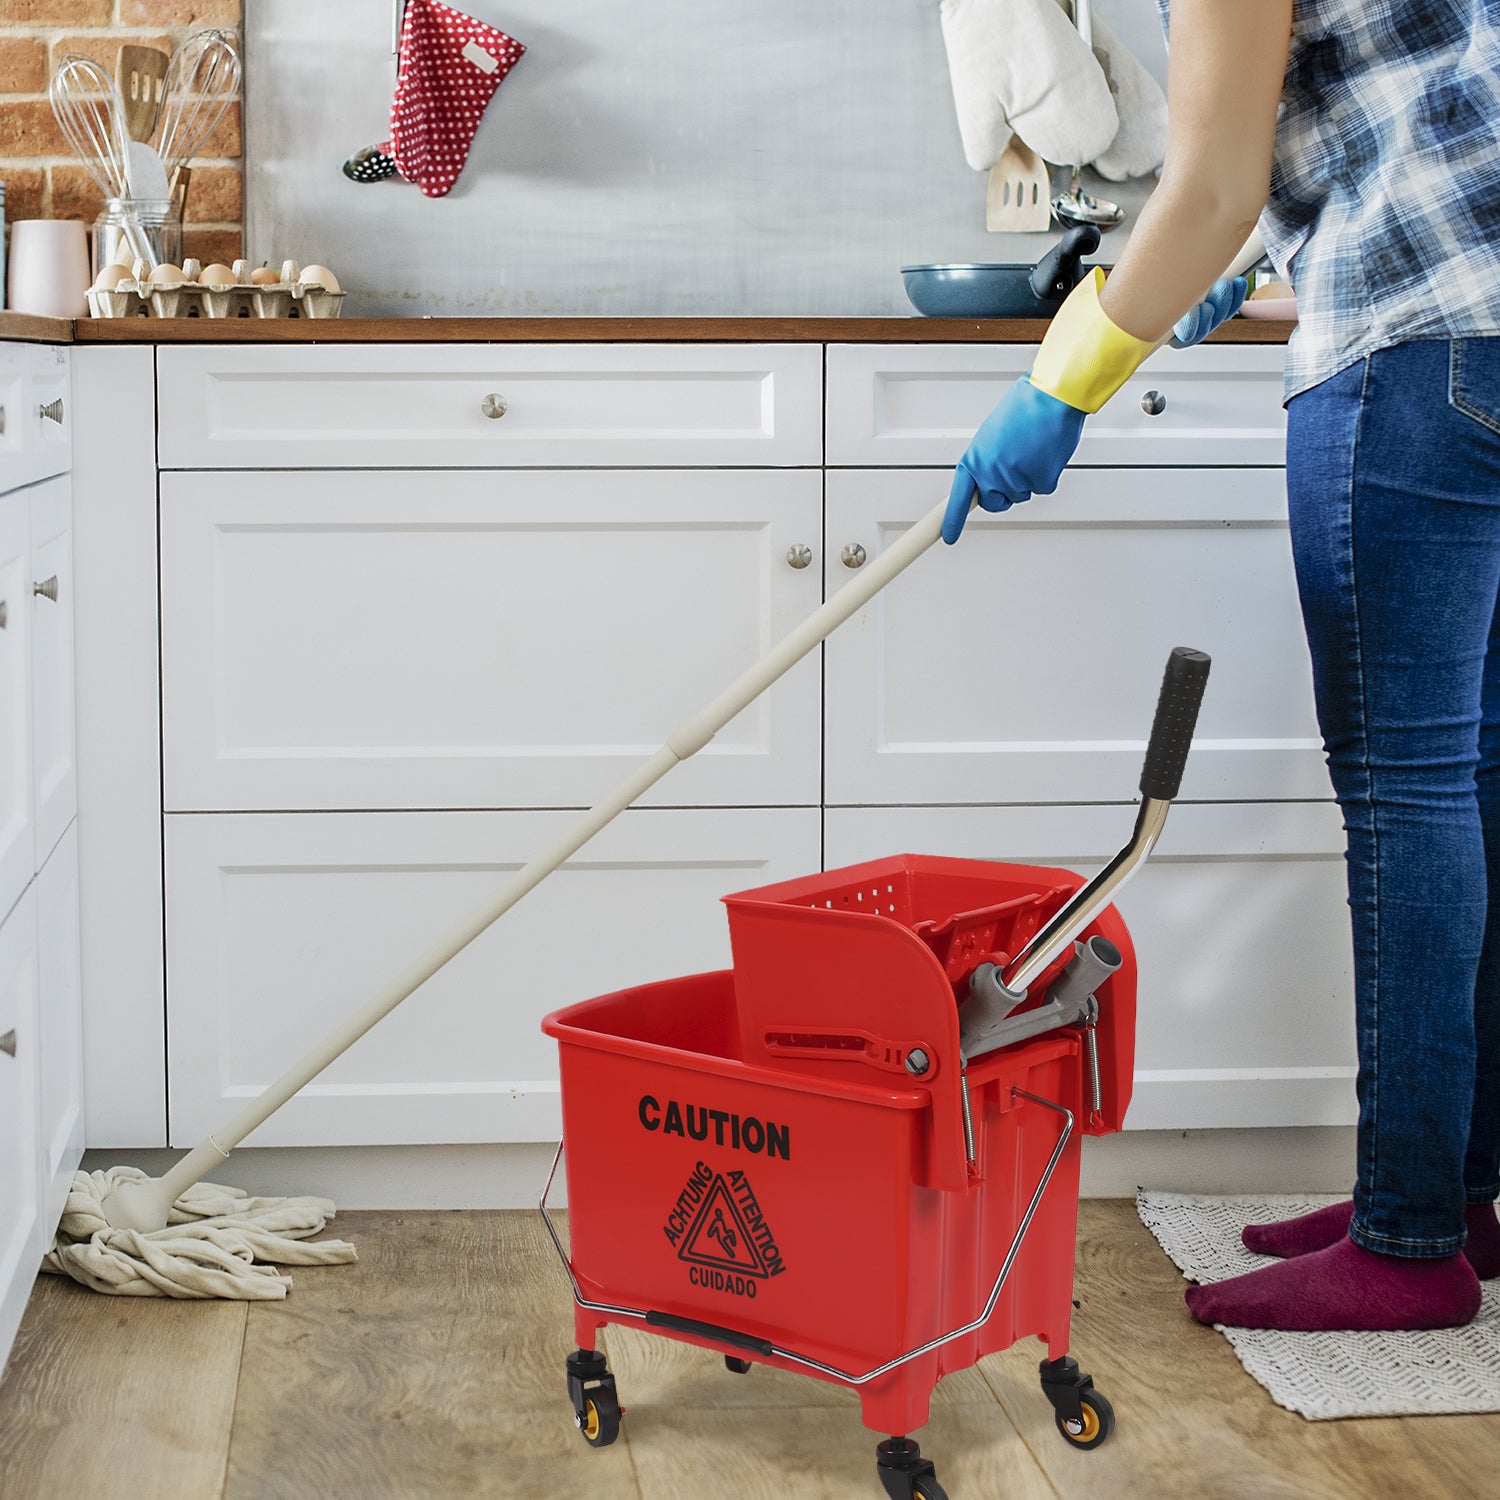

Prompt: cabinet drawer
[
  {"left": 157, "top": 344, "right": 824, "bottom": 469},
  {"left": 0, "top": 493, "right": 33, "bottom": 923},
  {"left": 160, "top": 469, "right": 822, "bottom": 811},
  {"left": 26, "top": 344, "right": 70, "bottom": 487},
  {"left": 827, "top": 343, "right": 1287, "bottom": 467},
  {"left": 823, "top": 466, "right": 1327, "bottom": 805},
  {"left": 826, "top": 802, "right": 1356, "bottom": 1131},
  {"left": 164, "top": 807, "right": 821, "bottom": 1146}
]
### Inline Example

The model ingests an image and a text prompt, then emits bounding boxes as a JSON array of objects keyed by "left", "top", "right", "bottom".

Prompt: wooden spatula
[
  {"left": 117, "top": 44, "right": 169, "bottom": 143},
  {"left": 986, "top": 136, "right": 1053, "bottom": 232}
]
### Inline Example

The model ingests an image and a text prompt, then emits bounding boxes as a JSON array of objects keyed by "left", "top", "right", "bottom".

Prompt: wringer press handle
[{"left": 1139, "top": 646, "right": 1212, "bottom": 802}]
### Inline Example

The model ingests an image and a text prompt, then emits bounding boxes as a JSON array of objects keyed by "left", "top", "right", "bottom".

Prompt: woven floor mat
[{"left": 1135, "top": 1190, "right": 1500, "bottom": 1420}]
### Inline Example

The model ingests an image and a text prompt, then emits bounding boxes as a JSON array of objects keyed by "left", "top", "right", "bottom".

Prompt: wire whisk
[
  {"left": 155, "top": 29, "right": 242, "bottom": 182},
  {"left": 48, "top": 53, "right": 156, "bottom": 268}
]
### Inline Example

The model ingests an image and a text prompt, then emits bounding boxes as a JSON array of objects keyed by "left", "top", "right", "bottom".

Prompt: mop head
[{"left": 43, "top": 1167, "right": 358, "bottom": 1300}]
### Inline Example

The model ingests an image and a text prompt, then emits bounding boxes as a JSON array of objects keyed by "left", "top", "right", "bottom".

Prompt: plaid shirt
[{"left": 1158, "top": 0, "right": 1500, "bottom": 399}]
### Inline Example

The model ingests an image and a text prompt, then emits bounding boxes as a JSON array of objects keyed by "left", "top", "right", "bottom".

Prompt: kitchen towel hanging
[
  {"left": 384, "top": 0, "right": 525, "bottom": 198},
  {"left": 940, "top": 0, "right": 1165, "bottom": 181}
]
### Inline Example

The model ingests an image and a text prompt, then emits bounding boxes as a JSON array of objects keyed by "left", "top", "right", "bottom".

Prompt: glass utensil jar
[{"left": 92, "top": 198, "right": 181, "bottom": 278}]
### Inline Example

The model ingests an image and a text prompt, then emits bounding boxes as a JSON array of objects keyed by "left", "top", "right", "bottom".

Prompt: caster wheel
[
  {"left": 580, "top": 1388, "right": 622, "bottom": 1448},
  {"left": 1055, "top": 1388, "right": 1114, "bottom": 1450},
  {"left": 725, "top": 1355, "right": 753, "bottom": 1374}
]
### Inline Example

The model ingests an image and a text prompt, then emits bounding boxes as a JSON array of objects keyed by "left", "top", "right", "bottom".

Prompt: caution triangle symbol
[{"left": 678, "top": 1177, "right": 769, "bottom": 1278}]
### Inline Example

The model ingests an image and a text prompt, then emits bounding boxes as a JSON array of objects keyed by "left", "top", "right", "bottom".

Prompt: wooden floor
[{"left": 1, "top": 1201, "right": 1495, "bottom": 1499}]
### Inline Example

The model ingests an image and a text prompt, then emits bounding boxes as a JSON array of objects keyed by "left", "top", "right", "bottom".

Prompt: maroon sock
[
  {"left": 1185, "top": 1236, "right": 1481, "bottom": 1332},
  {"left": 1465, "top": 1202, "right": 1500, "bottom": 1280},
  {"left": 1242, "top": 1200, "right": 1354, "bottom": 1259},
  {"left": 1243, "top": 1198, "right": 1500, "bottom": 1280}
]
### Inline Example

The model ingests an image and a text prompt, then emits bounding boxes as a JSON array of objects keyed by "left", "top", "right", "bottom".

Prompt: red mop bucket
[
  {"left": 540, "top": 650, "right": 1208, "bottom": 1499},
  {"left": 541, "top": 856, "right": 1135, "bottom": 1493}
]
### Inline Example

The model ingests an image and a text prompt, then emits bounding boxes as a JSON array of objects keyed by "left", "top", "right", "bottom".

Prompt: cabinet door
[
  {"left": 164, "top": 806, "right": 820, "bottom": 1146},
  {"left": 36, "top": 821, "right": 83, "bottom": 1233},
  {"left": 826, "top": 802, "right": 1356, "bottom": 1130},
  {"left": 824, "top": 467, "right": 1327, "bottom": 805},
  {"left": 29, "top": 476, "right": 76, "bottom": 866},
  {"left": 826, "top": 342, "right": 1286, "bottom": 467},
  {"left": 161, "top": 469, "right": 824, "bottom": 812},
  {"left": 0, "top": 492, "right": 32, "bottom": 924},
  {"left": 0, "top": 888, "right": 40, "bottom": 1370},
  {"left": 25, "top": 344, "right": 70, "bottom": 488}
]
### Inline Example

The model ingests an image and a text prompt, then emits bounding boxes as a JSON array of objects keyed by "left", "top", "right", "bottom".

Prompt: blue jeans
[{"left": 1288, "top": 337, "right": 1500, "bottom": 1259}]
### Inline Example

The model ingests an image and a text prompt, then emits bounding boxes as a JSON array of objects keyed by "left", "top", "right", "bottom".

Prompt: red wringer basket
[{"left": 541, "top": 649, "right": 1209, "bottom": 1499}]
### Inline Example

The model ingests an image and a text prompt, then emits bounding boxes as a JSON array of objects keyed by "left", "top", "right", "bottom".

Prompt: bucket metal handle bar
[{"left": 539, "top": 1086, "right": 1072, "bottom": 1387}]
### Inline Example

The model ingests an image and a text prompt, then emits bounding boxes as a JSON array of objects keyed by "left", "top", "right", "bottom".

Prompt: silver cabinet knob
[
  {"left": 0, "top": 405, "right": 6, "bottom": 434},
  {"left": 841, "top": 543, "right": 867, "bottom": 569},
  {"left": 39, "top": 398, "right": 64, "bottom": 425},
  {"left": 785, "top": 543, "right": 813, "bottom": 570},
  {"left": 35, "top": 575, "right": 59, "bottom": 602},
  {"left": 0, "top": 1029, "right": 15, "bottom": 1059},
  {"left": 1141, "top": 389, "right": 1167, "bottom": 416},
  {"left": 481, "top": 393, "right": 508, "bottom": 420},
  {"left": 0, "top": 600, "right": 6, "bottom": 630}
]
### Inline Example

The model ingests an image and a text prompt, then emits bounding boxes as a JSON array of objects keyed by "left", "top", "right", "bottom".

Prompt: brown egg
[
  {"left": 93, "top": 263, "right": 133, "bottom": 291},
  {"left": 249, "top": 266, "right": 281, "bottom": 285},
  {"left": 1249, "top": 280, "right": 1294, "bottom": 300},
  {"left": 198, "top": 263, "right": 237, "bottom": 287},
  {"left": 299, "top": 264, "right": 341, "bottom": 293},
  {"left": 148, "top": 263, "right": 186, "bottom": 285}
]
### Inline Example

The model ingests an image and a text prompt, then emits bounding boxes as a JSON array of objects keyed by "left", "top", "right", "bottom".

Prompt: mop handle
[{"left": 151, "top": 498, "right": 953, "bottom": 1208}]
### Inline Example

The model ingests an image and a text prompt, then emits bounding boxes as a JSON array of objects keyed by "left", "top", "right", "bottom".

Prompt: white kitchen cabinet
[
  {"left": 0, "top": 489, "right": 33, "bottom": 925},
  {"left": 159, "top": 468, "right": 823, "bottom": 812},
  {"left": 163, "top": 806, "right": 820, "bottom": 1146},
  {"left": 0, "top": 887, "right": 40, "bottom": 1371},
  {"left": 826, "top": 342, "right": 1287, "bottom": 468},
  {"left": 823, "top": 466, "right": 1328, "bottom": 805},
  {"left": 155, "top": 344, "right": 824, "bottom": 470},
  {"left": 28, "top": 476, "right": 76, "bottom": 865},
  {"left": 825, "top": 801, "right": 1357, "bottom": 1130},
  {"left": 0, "top": 344, "right": 68, "bottom": 496},
  {"left": 36, "top": 821, "right": 83, "bottom": 1234}
]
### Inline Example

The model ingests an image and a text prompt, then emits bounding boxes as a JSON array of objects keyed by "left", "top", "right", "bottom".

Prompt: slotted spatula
[
  {"left": 986, "top": 135, "right": 1052, "bottom": 232},
  {"left": 117, "top": 44, "right": 168, "bottom": 142}
]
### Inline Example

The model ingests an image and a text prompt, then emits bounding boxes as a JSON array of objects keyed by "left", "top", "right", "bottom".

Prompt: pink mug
[{"left": 7, "top": 219, "right": 90, "bottom": 318}]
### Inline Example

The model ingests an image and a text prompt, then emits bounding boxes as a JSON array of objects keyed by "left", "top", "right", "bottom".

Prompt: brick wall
[{"left": 1, "top": 0, "right": 243, "bottom": 270}]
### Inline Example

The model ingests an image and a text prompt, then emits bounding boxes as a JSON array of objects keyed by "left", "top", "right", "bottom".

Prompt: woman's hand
[{"left": 942, "top": 378, "right": 1087, "bottom": 543}]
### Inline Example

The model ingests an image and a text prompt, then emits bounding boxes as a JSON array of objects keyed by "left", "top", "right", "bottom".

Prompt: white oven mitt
[
  {"left": 940, "top": 0, "right": 1118, "bottom": 172},
  {"left": 1086, "top": 9, "right": 1168, "bottom": 181}
]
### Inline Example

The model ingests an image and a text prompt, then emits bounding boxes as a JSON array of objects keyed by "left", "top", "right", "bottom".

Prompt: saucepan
[{"left": 901, "top": 224, "right": 1102, "bottom": 318}]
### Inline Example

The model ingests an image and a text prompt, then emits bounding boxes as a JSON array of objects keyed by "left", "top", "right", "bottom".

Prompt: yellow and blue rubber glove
[{"left": 942, "top": 269, "right": 1248, "bottom": 544}]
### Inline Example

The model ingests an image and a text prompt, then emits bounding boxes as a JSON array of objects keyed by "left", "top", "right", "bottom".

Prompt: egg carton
[{"left": 87, "top": 259, "right": 346, "bottom": 320}]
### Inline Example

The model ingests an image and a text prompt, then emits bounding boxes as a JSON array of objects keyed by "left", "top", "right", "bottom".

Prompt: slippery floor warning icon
[{"left": 680, "top": 1177, "right": 769, "bottom": 1276}]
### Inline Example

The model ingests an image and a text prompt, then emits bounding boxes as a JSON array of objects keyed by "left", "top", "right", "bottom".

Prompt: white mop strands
[{"left": 44, "top": 1167, "right": 356, "bottom": 1300}]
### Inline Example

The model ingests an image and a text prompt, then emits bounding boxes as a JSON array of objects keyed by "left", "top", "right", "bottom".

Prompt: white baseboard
[{"left": 82, "top": 1126, "right": 1358, "bottom": 1210}]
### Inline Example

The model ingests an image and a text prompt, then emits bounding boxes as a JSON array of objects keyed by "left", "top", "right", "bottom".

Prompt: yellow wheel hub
[
  {"left": 1066, "top": 1402, "right": 1100, "bottom": 1441},
  {"left": 583, "top": 1401, "right": 601, "bottom": 1440}
]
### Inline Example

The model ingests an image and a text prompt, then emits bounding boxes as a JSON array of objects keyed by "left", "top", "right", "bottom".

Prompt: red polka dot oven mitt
[{"left": 387, "top": 0, "right": 525, "bottom": 198}]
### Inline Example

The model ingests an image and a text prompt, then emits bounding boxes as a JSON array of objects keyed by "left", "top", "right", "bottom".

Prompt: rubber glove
[
  {"left": 1168, "top": 277, "right": 1248, "bottom": 349},
  {"left": 942, "top": 380, "right": 1085, "bottom": 542},
  {"left": 944, "top": 268, "right": 1154, "bottom": 543}
]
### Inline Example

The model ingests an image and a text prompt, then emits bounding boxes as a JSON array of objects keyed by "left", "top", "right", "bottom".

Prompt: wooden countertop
[
  {"left": 68, "top": 315, "right": 1293, "bottom": 345},
  {"left": 0, "top": 311, "right": 76, "bottom": 344}
]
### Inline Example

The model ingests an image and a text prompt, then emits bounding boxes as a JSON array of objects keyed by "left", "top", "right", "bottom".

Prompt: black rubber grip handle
[
  {"left": 1139, "top": 647, "right": 1211, "bottom": 801},
  {"left": 645, "top": 1310, "right": 775, "bottom": 1357}
]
